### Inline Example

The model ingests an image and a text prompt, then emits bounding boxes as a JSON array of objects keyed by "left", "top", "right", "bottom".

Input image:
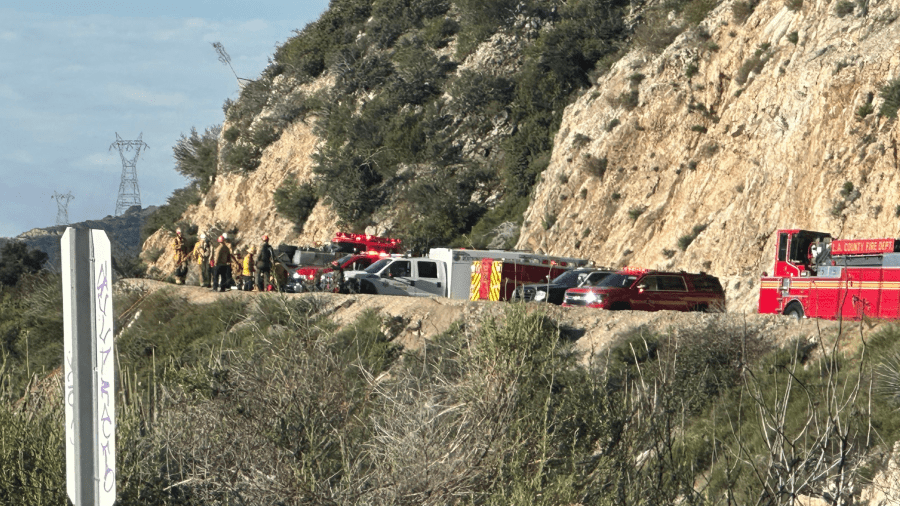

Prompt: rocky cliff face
[
  {"left": 142, "top": 82, "right": 341, "bottom": 278},
  {"left": 518, "top": 0, "right": 900, "bottom": 312}
]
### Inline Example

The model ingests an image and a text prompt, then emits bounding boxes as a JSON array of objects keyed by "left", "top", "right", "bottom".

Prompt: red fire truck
[{"left": 758, "top": 229, "right": 900, "bottom": 320}]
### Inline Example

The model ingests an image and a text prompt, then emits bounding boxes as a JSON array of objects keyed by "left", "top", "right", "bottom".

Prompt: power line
[{"left": 110, "top": 133, "right": 148, "bottom": 216}]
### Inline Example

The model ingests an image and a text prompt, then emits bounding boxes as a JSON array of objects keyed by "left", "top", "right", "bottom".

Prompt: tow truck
[{"left": 759, "top": 229, "right": 900, "bottom": 319}]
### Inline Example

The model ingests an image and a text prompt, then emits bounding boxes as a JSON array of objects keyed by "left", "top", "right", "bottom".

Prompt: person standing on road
[
  {"left": 192, "top": 232, "right": 212, "bottom": 287},
  {"left": 256, "top": 235, "right": 276, "bottom": 291},
  {"left": 212, "top": 235, "right": 231, "bottom": 292},
  {"left": 230, "top": 247, "right": 244, "bottom": 290},
  {"left": 271, "top": 260, "right": 288, "bottom": 292},
  {"left": 242, "top": 245, "right": 256, "bottom": 291},
  {"left": 329, "top": 259, "right": 345, "bottom": 293},
  {"left": 172, "top": 227, "right": 189, "bottom": 285}
]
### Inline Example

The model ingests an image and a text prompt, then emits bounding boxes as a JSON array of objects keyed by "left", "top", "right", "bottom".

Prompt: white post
[{"left": 62, "top": 228, "right": 116, "bottom": 506}]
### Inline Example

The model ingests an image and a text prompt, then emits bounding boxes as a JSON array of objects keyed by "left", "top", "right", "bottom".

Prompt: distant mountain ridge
[{"left": 0, "top": 205, "right": 158, "bottom": 272}]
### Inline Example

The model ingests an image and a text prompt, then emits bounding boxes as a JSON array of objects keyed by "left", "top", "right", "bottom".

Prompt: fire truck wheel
[{"left": 784, "top": 304, "right": 804, "bottom": 319}]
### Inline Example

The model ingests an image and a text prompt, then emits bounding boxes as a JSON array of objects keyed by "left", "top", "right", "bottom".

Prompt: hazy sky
[{"left": 0, "top": 0, "right": 330, "bottom": 237}]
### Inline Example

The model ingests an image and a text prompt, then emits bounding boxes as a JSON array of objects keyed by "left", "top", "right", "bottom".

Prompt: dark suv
[
  {"left": 562, "top": 269, "right": 725, "bottom": 312},
  {"left": 512, "top": 268, "right": 614, "bottom": 305}
]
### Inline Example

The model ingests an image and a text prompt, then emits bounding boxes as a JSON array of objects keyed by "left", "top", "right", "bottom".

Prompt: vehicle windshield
[
  {"left": 364, "top": 258, "right": 392, "bottom": 273},
  {"left": 335, "top": 254, "right": 355, "bottom": 266},
  {"left": 594, "top": 273, "right": 638, "bottom": 288},
  {"left": 579, "top": 271, "right": 613, "bottom": 287},
  {"left": 549, "top": 270, "right": 581, "bottom": 285}
]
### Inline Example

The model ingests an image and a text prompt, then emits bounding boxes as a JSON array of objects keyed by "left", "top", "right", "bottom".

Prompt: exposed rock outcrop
[
  {"left": 142, "top": 118, "right": 340, "bottom": 278},
  {"left": 518, "top": 0, "right": 900, "bottom": 312}
]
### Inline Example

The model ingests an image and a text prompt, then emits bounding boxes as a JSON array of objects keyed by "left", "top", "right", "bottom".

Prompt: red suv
[{"left": 562, "top": 269, "right": 725, "bottom": 312}]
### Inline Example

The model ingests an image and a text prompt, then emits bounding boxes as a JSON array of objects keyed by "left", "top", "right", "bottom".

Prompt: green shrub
[
  {"left": 273, "top": 178, "right": 319, "bottom": 231},
  {"left": 785, "top": 0, "right": 803, "bottom": 10},
  {"left": 691, "top": 124, "right": 708, "bottom": 133},
  {"left": 447, "top": 70, "right": 514, "bottom": 113},
  {"left": 878, "top": 78, "right": 900, "bottom": 118},
  {"left": 249, "top": 119, "right": 282, "bottom": 149},
  {"left": 662, "top": 248, "right": 676, "bottom": 258},
  {"left": 628, "top": 207, "right": 645, "bottom": 222},
  {"left": 423, "top": 16, "right": 459, "bottom": 48},
  {"left": 786, "top": 31, "right": 799, "bottom": 43},
  {"left": 606, "top": 118, "right": 621, "bottom": 131},
  {"left": 685, "top": 63, "right": 699, "bottom": 78},
  {"left": 831, "top": 199, "right": 847, "bottom": 218},
  {"left": 542, "top": 212, "right": 557, "bottom": 230},
  {"left": 0, "top": 242, "right": 47, "bottom": 287},
  {"left": 677, "top": 223, "right": 708, "bottom": 250},
  {"left": 840, "top": 181, "right": 855, "bottom": 198},
  {"left": 614, "top": 90, "right": 640, "bottom": 110},
  {"left": 572, "top": 133, "right": 592, "bottom": 148},
  {"left": 732, "top": 0, "right": 759, "bottom": 22},
  {"left": 629, "top": 72, "right": 646, "bottom": 85},
  {"left": 223, "top": 126, "right": 239, "bottom": 142},
  {"left": 735, "top": 45, "right": 773, "bottom": 85},
  {"left": 682, "top": 0, "right": 718, "bottom": 25},
  {"left": 633, "top": 13, "right": 684, "bottom": 53},
  {"left": 583, "top": 155, "right": 608, "bottom": 178},
  {"left": 223, "top": 142, "right": 262, "bottom": 172},
  {"left": 172, "top": 125, "right": 221, "bottom": 192},
  {"left": 834, "top": 0, "right": 855, "bottom": 16}
]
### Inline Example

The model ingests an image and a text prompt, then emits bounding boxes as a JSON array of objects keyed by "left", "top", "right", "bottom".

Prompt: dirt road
[{"left": 116, "top": 279, "right": 875, "bottom": 359}]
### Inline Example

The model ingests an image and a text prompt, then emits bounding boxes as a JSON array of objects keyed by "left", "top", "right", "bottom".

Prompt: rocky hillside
[
  {"left": 518, "top": 0, "right": 900, "bottom": 312},
  {"left": 142, "top": 0, "right": 900, "bottom": 312}
]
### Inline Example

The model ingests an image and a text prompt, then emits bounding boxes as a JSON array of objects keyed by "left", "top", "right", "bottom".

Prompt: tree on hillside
[{"left": 0, "top": 241, "right": 48, "bottom": 287}]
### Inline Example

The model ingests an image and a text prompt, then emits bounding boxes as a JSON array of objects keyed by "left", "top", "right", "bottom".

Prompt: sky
[{"left": 0, "top": 0, "right": 331, "bottom": 238}]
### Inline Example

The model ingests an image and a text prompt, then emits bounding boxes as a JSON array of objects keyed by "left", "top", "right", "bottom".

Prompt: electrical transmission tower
[
  {"left": 110, "top": 133, "right": 149, "bottom": 216},
  {"left": 52, "top": 191, "right": 75, "bottom": 226}
]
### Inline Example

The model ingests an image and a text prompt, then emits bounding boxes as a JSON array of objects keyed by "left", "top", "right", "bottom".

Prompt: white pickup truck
[{"left": 345, "top": 248, "right": 587, "bottom": 300}]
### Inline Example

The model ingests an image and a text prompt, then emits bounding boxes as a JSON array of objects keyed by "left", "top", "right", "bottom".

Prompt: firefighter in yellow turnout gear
[
  {"left": 192, "top": 232, "right": 212, "bottom": 287},
  {"left": 172, "top": 228, "right": 189, "bottom": 285},
  {"left": 242, "top": 246, "right": 256, "bottom": 291}
]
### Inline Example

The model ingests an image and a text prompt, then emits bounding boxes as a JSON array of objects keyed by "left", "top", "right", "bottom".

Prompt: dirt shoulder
[{"left": 115, "top": 278, "right": 877, "bottom": 359}]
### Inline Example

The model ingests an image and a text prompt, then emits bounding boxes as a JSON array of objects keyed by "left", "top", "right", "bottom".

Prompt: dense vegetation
[
  {"left": 211, "top": 0, "right": 632, "bottom": 250},
  {"left": 139, "top": 0, "right": 731, "bottom": 251},
  {"left": 2, "top": 273, "right": 900, "bottom": 504},
  {"left": 0, "top": 241, "right": 48, "bottom": 287}
]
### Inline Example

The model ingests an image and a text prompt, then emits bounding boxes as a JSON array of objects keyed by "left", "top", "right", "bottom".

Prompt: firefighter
[
  {"left": 222, "top": 233, "right": 237, "bottom": 289},
  {"left": 242, "top": 245, "right": 256, "bottom": 291},
  {"left": 192, "top": 232, "right": 212, "bottom": 287},
  {"left": 256, "top": 234, "right": 277, "bottom": 291},
  {"left": 229, "top": 247, "right": 242, "bottom": 290},
  {"left": 270, "top": 261, "right": 288, "bottom": 292},
  {"left": 330, "top": 259, "right": 345, "bottom": 293},
  {"left": 172, "top": 227, "right": 189, "bottom": 285},
  {"left": 212, "top": 235, "right": 231, "bottom": 292}
]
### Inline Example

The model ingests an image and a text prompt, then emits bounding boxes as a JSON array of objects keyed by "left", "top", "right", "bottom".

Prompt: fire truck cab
[{"left": 759, "top": 229, "right": 900, "bottom": 320}]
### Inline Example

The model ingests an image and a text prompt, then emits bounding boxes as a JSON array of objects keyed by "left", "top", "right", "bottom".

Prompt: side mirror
[{"left": 637, "top": 284, "right": 647, "bottom": 292}]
